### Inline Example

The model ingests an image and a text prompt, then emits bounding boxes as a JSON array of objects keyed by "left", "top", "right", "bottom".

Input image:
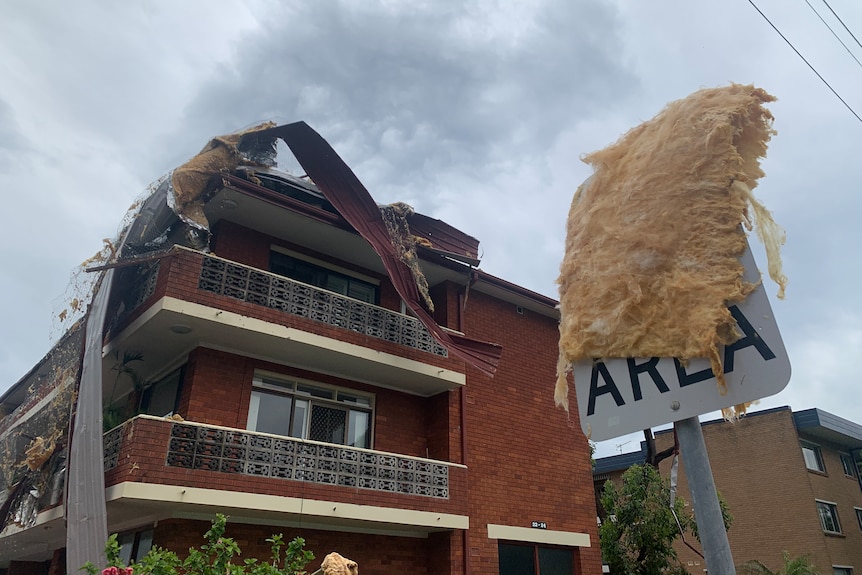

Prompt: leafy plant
[
  {"left": 82, "top": 514, "right": 314, "bottom": 575},
  {"left": 738, "top": 552, "right": 819, "bottom": 575},
  {"left": 103, "top": 351, "right": 146, "bottom": 431}
]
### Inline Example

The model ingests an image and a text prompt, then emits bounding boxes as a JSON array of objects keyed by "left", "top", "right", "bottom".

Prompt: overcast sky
[{"left": 1, "top": 0, "right": 860, "bottom": 458}]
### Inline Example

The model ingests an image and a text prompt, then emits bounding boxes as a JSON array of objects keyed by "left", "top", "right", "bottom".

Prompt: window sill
[
  {"left": 806, "top": 469, "right": 828, "bottom": 477},
  {"left": 823, "top": 531, "right": 845, "bottom": 538}
]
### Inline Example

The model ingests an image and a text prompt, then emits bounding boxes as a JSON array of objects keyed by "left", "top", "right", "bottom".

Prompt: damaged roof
[{"left": 124, "top": 121, "right": 502, "bottom": 375}]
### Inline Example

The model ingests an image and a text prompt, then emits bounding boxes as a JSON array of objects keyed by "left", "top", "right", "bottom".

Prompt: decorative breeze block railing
[
  {"left": 197, "top": 255, "right": 448, "bottom": 357},
  {"left": 165, "top": 422, "right": 450, "bottom": 499},
  {"left": 104, "top": 425, "right": 123, "bottom": 471}
]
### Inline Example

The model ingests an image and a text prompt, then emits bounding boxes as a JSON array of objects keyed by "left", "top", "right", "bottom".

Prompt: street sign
[{"left": 574, "top": 240, "right": 791, "bottom": 441}]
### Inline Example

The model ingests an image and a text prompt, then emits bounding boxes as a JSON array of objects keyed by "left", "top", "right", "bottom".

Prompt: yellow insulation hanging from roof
[{"left": 555, "top": 84, "right": 787, "bottom": 413}]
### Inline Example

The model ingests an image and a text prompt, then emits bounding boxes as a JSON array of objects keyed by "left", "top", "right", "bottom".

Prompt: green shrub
[{"left": 82, "top": 514, "right": 314, "bottom": 575}]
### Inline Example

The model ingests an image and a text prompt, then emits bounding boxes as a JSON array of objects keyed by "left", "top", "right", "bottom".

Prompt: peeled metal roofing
[{"left": 265, "top": 122, "right": 502, "bottom": 375}]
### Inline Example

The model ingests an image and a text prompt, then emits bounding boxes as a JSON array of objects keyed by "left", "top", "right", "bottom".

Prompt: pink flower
[{"left": 101, "top": 567, "right": 132, "bottom": 575}]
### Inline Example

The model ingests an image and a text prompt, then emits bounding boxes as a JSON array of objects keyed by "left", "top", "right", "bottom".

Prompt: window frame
[
  {"left": 246, "top": 372, "right": 374, "bottom": 449},
  {"left": 801, "top": 441, "right": 826, "bottom": 473},
  {"left": 839, "top": 452, "right": 857, "bottom": 478},
  {"left": 855, "top": 507, "right": 862, "bottom": 532},
  {"left": 269, "top": 246, "right": 380, "bottom": 305},
  {"left": 116, "top": 527, "right": 154, "bottom": 565},
  {"left": 140, "top": 367, "right": 184, "bottom": 417},
  {"left": 816, "top": 499, "right": 842, "bottom": 534},
  {"left": 497, "top": 541, "right": 576, "bottom": 575}
]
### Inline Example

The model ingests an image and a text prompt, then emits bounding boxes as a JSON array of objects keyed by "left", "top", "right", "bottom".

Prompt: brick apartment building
[
  {"left": 593, "top": 406, "right": 862, "bottom": 574},
  {"left": 0, "top": 123, "right": 600, "bottom": 575}
]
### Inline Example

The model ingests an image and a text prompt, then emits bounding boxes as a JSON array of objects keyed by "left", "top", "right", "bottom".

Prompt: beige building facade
[{"left": 594, "top": 406, "right": 862, "bottom": 575}]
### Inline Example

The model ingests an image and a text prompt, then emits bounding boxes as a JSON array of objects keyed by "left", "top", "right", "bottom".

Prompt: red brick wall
[
  {"left": 181, "top": 348, "right": 254, "bottom": 427},
  {"left": 211, "top": 220, "right": 272, "bottom": 271},
  {"left": 152, "top": 517, "right": 451, "bottom": 575},
  {"left": 460, "top": 289, "right": 601, "bottom": 575},
  {"left": 425, "top": 390, "right": 461, "bottom": 464},
  {"left": 47, "top": 549, "right": 64, "bottom": 575}
]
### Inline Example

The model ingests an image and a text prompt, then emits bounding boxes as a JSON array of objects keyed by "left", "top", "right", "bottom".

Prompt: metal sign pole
[{"left": 675, "top": 416, "right": 736, "bottom": 575}]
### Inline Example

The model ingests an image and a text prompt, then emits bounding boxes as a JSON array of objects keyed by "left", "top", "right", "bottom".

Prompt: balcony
[
  {"left": 103, "top": 416, "right": 468, "bottom": 535},
  {"left": 104, "top": 247, "right": 465, "bottom": 397},
  {"left": 196, "top": 254, "right": 448, "bottom": 357}
]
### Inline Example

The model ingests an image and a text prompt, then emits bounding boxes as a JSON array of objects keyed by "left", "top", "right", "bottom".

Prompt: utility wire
[
  {"left": 820, "top": 0, "right": 862, "bottom": 51},
  {"left": 747, "top": 0, "right": 862, "bottom": 124},
  {"left": 804, "top": 0, "right": 862, "bottom": 70}
]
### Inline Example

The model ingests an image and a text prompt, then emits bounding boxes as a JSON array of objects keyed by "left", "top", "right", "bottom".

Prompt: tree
[{"left": 599, "top": 464, "right": 731, "bottom": 575}]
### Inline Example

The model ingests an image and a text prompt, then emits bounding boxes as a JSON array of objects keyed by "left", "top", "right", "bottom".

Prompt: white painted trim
[
  {"left": 486, "top": 524, "right": 591, "bottom": 547},
  {"left": 106, "top": 482, "right": 469, "bottom": 530},
  {"left": 104, "top": 296, "right": 465, "bottom": 387}
]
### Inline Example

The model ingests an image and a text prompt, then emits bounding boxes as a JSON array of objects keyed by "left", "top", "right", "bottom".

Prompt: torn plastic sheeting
[
  {"left": 266, "top": 121, "right": 502, "bottom": 376},
  {"left": 555, "top": 84, "right": 786, "bottom": 414},
  {"left": 66, "top": 270, "right": 112, "bottom": 574}
]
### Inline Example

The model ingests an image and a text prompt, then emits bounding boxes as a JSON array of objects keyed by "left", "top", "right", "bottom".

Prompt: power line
[
  {"left": 746, "top": 0, "right": 862, "bottom": 124},
  {"left": 820, "top": 0, "right": 862, "bottom": 51},
  {"left": 804, "top": 0, "right": 862, "bottom": 70}
]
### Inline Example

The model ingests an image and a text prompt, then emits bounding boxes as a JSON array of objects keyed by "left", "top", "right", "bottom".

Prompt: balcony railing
[
  {"left": 197, "top": 253, "right": 448, "bottom": 357},
  {"left": 104, "top": 419, "right": 451, "bottom": 499}
]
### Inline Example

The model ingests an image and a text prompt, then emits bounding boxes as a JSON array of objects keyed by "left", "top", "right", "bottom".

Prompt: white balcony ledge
[
  {"left": 105, "top": 481, "right": 468, "bottom": 538},
  {"left": 104, "top": 296, "right": 465, "bottom": 397}
]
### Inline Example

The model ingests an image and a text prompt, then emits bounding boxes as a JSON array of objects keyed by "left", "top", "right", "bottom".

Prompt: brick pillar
[{"left": 48, "top": 549, "right": 66, "bottom": 575}]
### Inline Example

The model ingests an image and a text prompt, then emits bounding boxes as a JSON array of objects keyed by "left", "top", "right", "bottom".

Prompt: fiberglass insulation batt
[{"left": 555, "top": 84, "right": 787, "bottom": 412}]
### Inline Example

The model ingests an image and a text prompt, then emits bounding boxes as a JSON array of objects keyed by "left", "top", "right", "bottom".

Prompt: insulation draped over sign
[{"left": 555, "top": 84, "right": 786, "bottom": 413}]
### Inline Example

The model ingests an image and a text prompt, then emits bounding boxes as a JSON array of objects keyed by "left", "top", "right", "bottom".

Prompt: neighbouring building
[
  {"left": 0, "top": 122, "right": 600, "bottom": 575},
  {"left": 593, "top": 406, "right": 862, "bottom": 574}
]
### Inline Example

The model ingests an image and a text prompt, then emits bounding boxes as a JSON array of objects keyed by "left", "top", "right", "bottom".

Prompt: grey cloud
[
  {"left": 170, "top": 0, "right": 637, "bottom": 204},
  {"left": 0, "top": 99, "right": 30, "bottom": 170}
]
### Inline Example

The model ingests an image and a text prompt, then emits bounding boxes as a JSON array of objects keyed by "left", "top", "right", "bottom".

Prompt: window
[
  {"left": 498, "top": 543, "right": 574, "bottom": 575},
  {"left": 140, "top": 368, "right": 183, "bottom": 417},
  {"left": 855, "top": 508, "right": 862, "bottom": 532},
  {"left": 816, "top": 500, "right": 842, "bottom": 534},
  {"left": 833, "top": 567, "right": 853, "bottom": 575},
  {"left": 840, "top": 453, "right": 857, "bottom": 477},
  {"left": 246, "top": 374, "right": 373, "bottom": 449},
  {"left": 801, "top": 441, "right": 825, "bottom": 472},
  {"left": 117, "top": 528, "right": 153, "bottom": 564},
  {"left": 270, "top": 250, "right": 378, "bottom": 304}
]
